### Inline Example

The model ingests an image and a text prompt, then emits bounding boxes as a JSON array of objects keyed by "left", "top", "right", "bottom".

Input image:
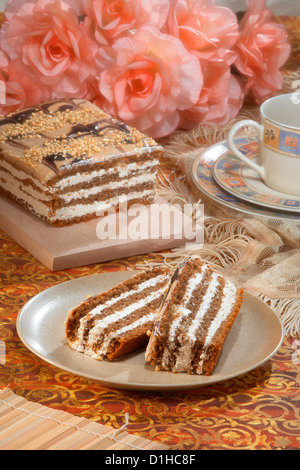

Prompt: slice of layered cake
[
  {"left": 145, "top": 258, "right": 244, "bottom": 375},
  {"left": 65, "top": 267, "right": 172, "bottom": 361},
  {"left": 0, "top": 98, "right": 162, "bottom": 226}
]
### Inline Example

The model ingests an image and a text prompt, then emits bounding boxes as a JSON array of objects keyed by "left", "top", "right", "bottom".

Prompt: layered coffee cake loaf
[
  {"left": 65, "top": 267, "right": 172, "bottom": 361},
  {"left": 0, "top": 98, "right": 162, "bottom": 226},
  {"left": 145, "top": 258, "right": 244, "bottom": 375}
]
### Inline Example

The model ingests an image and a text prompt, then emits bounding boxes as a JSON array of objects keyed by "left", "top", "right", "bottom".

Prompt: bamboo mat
[{"left": 0, "top": 389, "right": 169, "bottom": 450}]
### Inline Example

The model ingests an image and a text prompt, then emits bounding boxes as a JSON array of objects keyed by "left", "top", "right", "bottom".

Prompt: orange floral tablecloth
[
  {"left": 0, "top": 16, "right": 300, "bottom": 451},
  {"left": 0, "top": 228, "right": 299, "bottom": 450}
]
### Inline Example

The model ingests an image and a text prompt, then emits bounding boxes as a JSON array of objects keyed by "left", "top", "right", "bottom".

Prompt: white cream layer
[
  {"left": 0, "top": 169, "right": 156, "bottom": 204},
  {"left": 56, "top": 160, "right": 158, "bottom": 191},
  {"left": 0, "top": 157, "right": 158, "bottom": 193},
  {"left": 53, "top": 189, "right": 155, "bottom": 222},
  {"left": 161, "top": 265, "right": 209, "bottom": 369},
  {"left": 186, "top": 272, "right": 221, "bottom": 343},
  {"left": 72, "top": 273, "right": 170, "bottom": 354},
  {"left": 83, "top": 285, "right": 168, "bottom": 359},
  {"left": 62, "top": 172, "right": 155, "bottom": 203},
  {"left": 0, "top": 170, "right": 155, "bottom": 222},
  {"left": 172, "top": 272, "right": 221, "bottom": 373},
  {"left": 196, "top": 282, "right": 238, "bottom": 374},
  {"left": 92, "top": 312, "right": 157, "bottom": 359},
  {"left": 159, "top": 264, "right": 238, "bottom": 374},
  {"left": 167, "top": 265, "right": 209, "bottom": 343}
]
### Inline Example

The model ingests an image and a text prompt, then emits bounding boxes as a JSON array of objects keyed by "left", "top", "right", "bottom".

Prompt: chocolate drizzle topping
[
  {"left": 39, "top": 98, "right": 82, "bottom": 115},
  {"left": 0, "top": 99, "right": 156, "bottom": 175},
  {"left": 40, "top": 119, "right": 133, "bottom": 172},
  {"left": 0, "top": 99, "right": 82, "bottom": 128},
  {"left": 42, "top": 153, "right": 71, "bottom": 174},
  {"left": 6, "top": 138, "right": 29, "bottom": 150},
  {"left": 0, "top": 108, "right": 40, "bottom": 126},
  {"left": 66, "top": 119, "right": 131, "bottom": 140}
]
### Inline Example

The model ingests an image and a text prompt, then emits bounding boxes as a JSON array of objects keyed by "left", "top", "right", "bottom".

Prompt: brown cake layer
[
  {"left": 65, "top": 267, "right": 172, "bottom": 361},
  {"left": 0, "top": 184, "right": 156, "bottom": 226},
  {"left": 145, "top": 258, "right": 244, "bottom": 375}
]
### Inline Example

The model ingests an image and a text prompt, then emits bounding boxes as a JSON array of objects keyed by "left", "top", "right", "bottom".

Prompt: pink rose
[
  {"left": 0, "top": 60, "right": 51, "bottom": 115},
  {"left": 181, "top": 60, "right": 244, "bottom": 127},
  {"left": 166, "top": 0, "right": 239, "bottom": 65},
  {"left": 83, "top": 0, "right": 170, "bottom": 45},
  {"left": 234, "top": 0, "right": 291, "bottom": 102},
  {"left": 4, "top": 0, "right": 86, "bottom": 17},
  {"left": 1, "top": 0, "right": 98, "bottom": 98},
  {"left": 61, "top": 0, "right": 86, "bottom": 16},
  {"left": 98, "top": 26, "right": 203, "bottom": 138}
]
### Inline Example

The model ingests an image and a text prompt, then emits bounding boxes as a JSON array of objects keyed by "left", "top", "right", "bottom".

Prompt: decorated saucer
[
  {"left": 212, "top": 140, "right": 300, "bottom": 213},
  {"left": 192, "top": 136, "right": 300, "bottom": 221}
]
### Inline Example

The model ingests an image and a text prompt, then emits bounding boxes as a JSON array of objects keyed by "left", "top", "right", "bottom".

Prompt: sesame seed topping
[{"left": 0, "top": 100, "right": 159, "bottom": 170}]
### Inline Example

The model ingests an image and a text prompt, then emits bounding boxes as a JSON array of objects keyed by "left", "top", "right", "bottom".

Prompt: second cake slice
[{"left": 145, "top": 258, "right": 244, "bottom": 375}]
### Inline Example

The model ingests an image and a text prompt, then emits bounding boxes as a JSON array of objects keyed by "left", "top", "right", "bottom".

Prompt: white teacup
[{"left": 228, "top": 93, "right": 300, "bottom": 196}]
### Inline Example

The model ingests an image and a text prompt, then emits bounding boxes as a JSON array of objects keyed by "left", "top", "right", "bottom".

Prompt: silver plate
[{"left": 17, "top": 271, "right": 284, "bottom": 391}]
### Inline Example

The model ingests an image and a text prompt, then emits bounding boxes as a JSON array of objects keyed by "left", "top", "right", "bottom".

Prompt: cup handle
[{"left": 228, "top": 120, "right": 266, "bottom": 180}]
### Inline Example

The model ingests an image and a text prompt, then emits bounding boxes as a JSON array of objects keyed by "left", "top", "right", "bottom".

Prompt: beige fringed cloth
[{"left": 151, "top": 72, "right": 300, "bottom": 339}]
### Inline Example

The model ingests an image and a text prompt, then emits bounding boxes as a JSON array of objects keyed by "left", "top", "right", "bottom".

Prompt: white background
[{"left": 0, "top": 0, "right": 299, "bottom": 15}]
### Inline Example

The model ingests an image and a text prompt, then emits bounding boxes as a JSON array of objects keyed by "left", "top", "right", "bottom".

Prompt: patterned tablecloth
[{"left": 0, "top": 16, "right": 299, "bottom": 451}]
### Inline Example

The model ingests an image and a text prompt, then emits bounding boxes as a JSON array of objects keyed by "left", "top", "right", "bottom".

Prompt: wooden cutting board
[{"left": 0, "top": 195, "right": 201, "bottom": 271}]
